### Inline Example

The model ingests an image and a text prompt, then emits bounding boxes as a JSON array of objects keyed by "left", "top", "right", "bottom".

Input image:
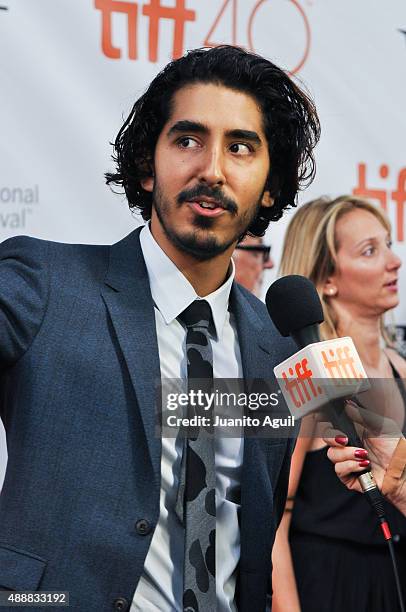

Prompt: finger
[
  {"left": 327, "top": 446, "right": 368, "bottom": 464},
  {"left": 322, "top": 426, "right": 348, "bottom": 446},
  {"left": 334, "top": 458, "right": 370, "bottom": 480}
]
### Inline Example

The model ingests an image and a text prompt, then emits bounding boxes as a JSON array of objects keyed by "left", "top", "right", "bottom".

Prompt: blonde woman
[{"left": 272, "top": 196, "right": 406, "bottom": 612}]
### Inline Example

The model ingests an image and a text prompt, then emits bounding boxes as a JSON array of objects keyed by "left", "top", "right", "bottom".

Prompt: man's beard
[{"left": 152, "top": 181, "right": 264, "bottom": 262}]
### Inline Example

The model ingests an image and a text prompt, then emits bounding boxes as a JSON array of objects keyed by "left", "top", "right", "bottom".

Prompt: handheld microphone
[
  {"left": 266, "top": 275, "right": 389, "bottom": 528},
  {"left": 266, "top": 274, "right": 368, "bottom": 448}
]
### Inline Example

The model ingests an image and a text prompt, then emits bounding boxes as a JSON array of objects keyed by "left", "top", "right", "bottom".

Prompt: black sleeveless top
[{"left": 290, "top": 364, "right": 406, "bottom": 546}]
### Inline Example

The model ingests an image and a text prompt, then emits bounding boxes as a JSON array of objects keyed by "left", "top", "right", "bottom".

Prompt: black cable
[
  {"left": 387, "top": 537, "right": 406, "bottom": 612},
  {"left": 360, "top": 484, "right": 405, "bottom": 612}
]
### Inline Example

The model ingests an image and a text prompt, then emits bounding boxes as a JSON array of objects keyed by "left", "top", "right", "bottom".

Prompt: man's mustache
[{"left": 177, "top": 185, "right": 238, "bottom": 215}]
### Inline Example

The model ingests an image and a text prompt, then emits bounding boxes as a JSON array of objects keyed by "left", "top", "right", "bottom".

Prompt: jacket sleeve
[
  {"left": 273, "top": 436, "right": 297, "bottom": 529},
  {"left": 0, "top": 235, "right": 50, "bottom": 368}
]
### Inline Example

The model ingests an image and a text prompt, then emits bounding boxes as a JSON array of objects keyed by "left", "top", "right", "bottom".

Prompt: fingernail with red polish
[
  {"left": 354, "top": 449, "right": 368, "bottom": 459},
  {"left": 358, "top": 460, "right": 370, "bottom": 467},
  {"left": 335, "top": 436, "right": 348, "bottom": 446}
]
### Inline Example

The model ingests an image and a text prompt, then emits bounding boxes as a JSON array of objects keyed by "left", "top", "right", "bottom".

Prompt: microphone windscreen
[{"left": 266, "top": 275, "right": 324, "bottom": 337}]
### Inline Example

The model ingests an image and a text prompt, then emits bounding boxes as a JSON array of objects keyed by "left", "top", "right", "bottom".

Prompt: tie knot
[{"left": 178, "top": 299, "right": 213, "bottom": 330}]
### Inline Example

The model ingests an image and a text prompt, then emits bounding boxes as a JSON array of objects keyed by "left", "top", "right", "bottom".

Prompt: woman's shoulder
[{"left": 385, "top": 347, "right": 406, "bottom": 378}]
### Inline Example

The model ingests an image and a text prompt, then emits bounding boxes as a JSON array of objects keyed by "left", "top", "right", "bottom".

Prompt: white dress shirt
[{"left": 131, "top": 224, "right": 244, "bottom": 611}]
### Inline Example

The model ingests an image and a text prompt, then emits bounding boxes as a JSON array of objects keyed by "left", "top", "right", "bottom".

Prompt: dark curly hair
[{"left": 106, "top": 45, "right": 320, "bottom": 236}]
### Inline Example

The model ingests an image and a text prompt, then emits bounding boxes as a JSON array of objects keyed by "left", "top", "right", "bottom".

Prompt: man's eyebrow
[
  {"left": 167, "top": 122, "right": 263, "bottom": 146},
  {"left": 167, "top": 120, "right": 208, "bottom": 137},
  {"left": 225, "top": 129, "right": 262, "bottom": 145}
]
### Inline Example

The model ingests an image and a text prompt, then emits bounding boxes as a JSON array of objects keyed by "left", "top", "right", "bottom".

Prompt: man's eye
[
  {"left": 229, "top": 143, "right": 252, "bottom": 155},
  {"left": 177, "top": 137, "right": 199, "bottom": 149}
]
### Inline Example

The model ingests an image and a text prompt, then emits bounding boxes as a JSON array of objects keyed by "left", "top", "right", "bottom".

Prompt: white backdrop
[{"left": 1, "top": 0, "right": 405, "bottom": 484}]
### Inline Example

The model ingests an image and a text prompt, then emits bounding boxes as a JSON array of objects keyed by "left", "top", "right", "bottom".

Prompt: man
[
  {"left": 0, "top": 46, "right": 319, "bottom": 611},
  {"left": 233, "top": 235, "right": 274, "bottom": 297}
]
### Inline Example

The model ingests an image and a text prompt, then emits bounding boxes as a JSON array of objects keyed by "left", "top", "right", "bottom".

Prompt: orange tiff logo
[
  {"left": 282, "top": 358, "right": 321, "bottom": 409},
  {"left": 321, "top": 346, "right": 364, "bottom": 380},
  {"left": 94, "top": 0, "right": 196, "bottom": 62},
  {"left": 353, "top": 163, "right": 406, "bottom": 242},
  {"left": 281, "top": 346, "right": 363, "bottom": 410},
  {"left": 94, "top": 0, "right": 310, "bottom": 72}
]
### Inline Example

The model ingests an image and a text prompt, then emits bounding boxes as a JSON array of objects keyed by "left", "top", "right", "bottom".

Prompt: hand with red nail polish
[
  {"left": 320, "top": 402, "right": 406, "bottom": 498},
  {"left": 323, "top": 422, "right": 403, "bottom": 498}
]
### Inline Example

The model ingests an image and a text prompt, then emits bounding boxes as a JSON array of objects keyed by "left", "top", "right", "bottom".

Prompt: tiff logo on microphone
[
  {"left": 282, "top": 346, "right": 364, "bottom": 409},
  {"left": 321, "top": 346, "right": 364, "bottom": 381},
  {"left": 282, "top": 358, "right": 322, "bottom": 409}
]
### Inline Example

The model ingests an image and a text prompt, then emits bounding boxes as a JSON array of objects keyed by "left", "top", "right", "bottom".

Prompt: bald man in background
[{"left": 233, "top": 235, "right": 274, "bottom": 297}]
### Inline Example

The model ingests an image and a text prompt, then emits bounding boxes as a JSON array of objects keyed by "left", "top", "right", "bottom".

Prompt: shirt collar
[{"left": 139, "top": 224, "right": 234, "bottom": 340}]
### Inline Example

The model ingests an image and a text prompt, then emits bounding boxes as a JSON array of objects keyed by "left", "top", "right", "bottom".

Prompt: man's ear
[
  {"left": 323, "top": 278, "right": 338, "bottom": 297},
  {"left": 141, "top": 161, "right": 155, "bottom": 193},
  {"left": 141, "top": 174, "right": 154, "bottom": 193},
  {"left": 261, "top": 191, "right": 274, "bottom": 208}
]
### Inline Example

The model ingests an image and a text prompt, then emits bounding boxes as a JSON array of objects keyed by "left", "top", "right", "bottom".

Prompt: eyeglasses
[{"left": 235, "top": 244, "right": 271, "bottom": 263}]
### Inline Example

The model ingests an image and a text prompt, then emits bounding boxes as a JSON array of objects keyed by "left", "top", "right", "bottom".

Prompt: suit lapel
[
  {"left": 231, "top": 284, "right": 287, "bottom": 570},
  {"left": 230, "top": 284, "right": 277, "bottom": 379},
  {"left": 101, "top": 228, "right": 161, "bottom": 484}
]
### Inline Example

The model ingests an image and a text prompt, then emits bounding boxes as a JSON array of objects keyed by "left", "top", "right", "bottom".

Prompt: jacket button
[
  {"left": 113, "top": 598, "right": 129, "bottom": 611},
  {"left": 135, "top": 518, "right": 152, "bottom": 535}
]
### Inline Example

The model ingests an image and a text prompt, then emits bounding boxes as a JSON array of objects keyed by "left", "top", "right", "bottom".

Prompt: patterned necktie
[{"left": 176, "top": 299, "right": 216, "bottom": 612}]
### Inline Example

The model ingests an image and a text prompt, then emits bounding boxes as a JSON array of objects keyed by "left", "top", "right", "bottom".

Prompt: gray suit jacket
[{"left": 0, "top": 228, "right": 296, "bottom": 611}]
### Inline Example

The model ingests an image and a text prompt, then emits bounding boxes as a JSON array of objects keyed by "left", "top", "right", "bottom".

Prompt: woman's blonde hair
[{"left": 279, "top": 195, "right": 392, "bottom": 340}]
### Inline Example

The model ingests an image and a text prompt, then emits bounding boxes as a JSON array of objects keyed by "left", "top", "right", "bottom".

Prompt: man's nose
[
  {"left": 197, "top": 145, "right": 226, "bottom": 186},
  {"left": 263, "top": 253, "right": 274, "bottom": 270}
]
